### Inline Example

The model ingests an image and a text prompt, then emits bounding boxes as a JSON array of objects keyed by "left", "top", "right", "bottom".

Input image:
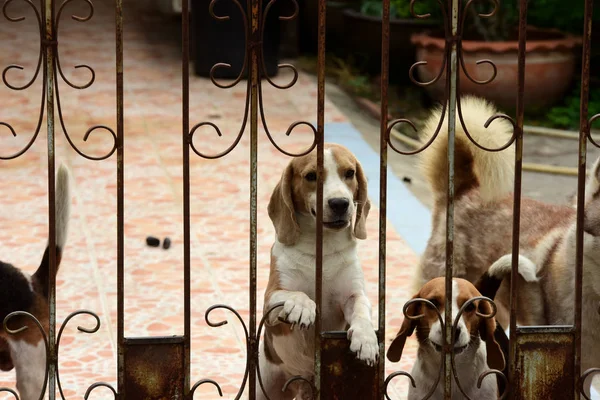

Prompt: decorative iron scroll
[
  {"left": 189, "top": 0, "right": 316, "bottom": 160},
  {"left": 1, "top": 0, "right": 116, "bottom": 161},
  {"left": 0, "top": 310, "right": 106, "bottom": 399},
  {"left": 383, "top": 0, "right": 511, "bottom": 397}
]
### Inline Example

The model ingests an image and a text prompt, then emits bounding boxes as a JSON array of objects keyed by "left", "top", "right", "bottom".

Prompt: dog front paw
[
  {"left": 278, "top": 293, "right": 316, "bottom": 329},
  {"left": 348, "top": 320, "right": 379, "bottom": 366}
]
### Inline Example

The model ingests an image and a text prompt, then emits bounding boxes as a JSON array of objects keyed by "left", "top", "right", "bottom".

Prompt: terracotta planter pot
[
  {"left": 343, "top": 9, "right": 438, "bottom": 83},
  {"left": 411, "top": 28, "right": 582, "bottom": 111}
]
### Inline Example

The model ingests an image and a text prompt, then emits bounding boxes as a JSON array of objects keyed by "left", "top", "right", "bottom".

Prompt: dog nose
[
  {"left": 454, "top": 327, "right": 462, "bottom": 344},
  {"left": 328, "top": 198, "right": 349, "bottom": 214}
]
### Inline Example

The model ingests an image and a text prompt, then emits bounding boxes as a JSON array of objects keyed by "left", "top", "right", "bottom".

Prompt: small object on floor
[
  {"left": 162, "top": 237, "right": 171, "bottom": 250},
  {"left": 403, "top": 176, "right": 412, "bottom": 183},
  {"left": 146, "top": 236, "right": 160, "bottom": 247}
]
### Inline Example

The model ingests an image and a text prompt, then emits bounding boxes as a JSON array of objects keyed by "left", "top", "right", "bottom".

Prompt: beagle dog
[
  {"left": 0, "top": 164, "right": 71, "bottom": 400},
  {"left": 258, "top": 143, "right": 378, "bottom": 400},
  {"left": 388, "top": 253, "right": 538, "bottom": 400},
  {"left": 416, "top": 96, "right": 600, "bottom": 396}
]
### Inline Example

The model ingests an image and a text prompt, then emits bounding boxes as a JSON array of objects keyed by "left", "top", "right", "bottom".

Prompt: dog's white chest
[{"left": 272, "top": 242, "right": 359, "bottom": 329}]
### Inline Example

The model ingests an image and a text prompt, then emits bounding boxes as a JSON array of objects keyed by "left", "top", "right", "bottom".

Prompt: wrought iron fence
[{"left": 0, "top": 0, "right": 597, "bottom": 398}]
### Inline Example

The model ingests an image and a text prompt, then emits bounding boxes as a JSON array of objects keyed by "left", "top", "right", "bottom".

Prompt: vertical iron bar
[
  {"left": 443, "top": 0, "right": 459, "bottom": 397},
  {"left": 314, "top": 0, "right": 326, "bottom": 396},
  {"left": 249, "top": 0, "right": 259, "bottom": 396},
  {"left": 574, "top": 0, "right": 594, "bottom": 397},
  {"left": 45, "top": 0, "right": 57, "bottom": 396},
  {"left": 116, "top": 0, "right": 125, "bottom": 394},
  {"left": 378, "top": 0, "right": 390, "bottom": 393},
  {"left": 182, "top": 0, "right": 191, "bottom": 393},
  {"left": 508, "top": 0, "right": 527, "bottom": 395}
]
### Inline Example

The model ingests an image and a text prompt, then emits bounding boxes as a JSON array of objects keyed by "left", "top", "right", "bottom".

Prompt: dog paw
[
  {"left": 348, "top": 320, "right": 379, "bottom": 366},
  {"left": 278, "top": 293, "right": 316, "bottom": 329}
]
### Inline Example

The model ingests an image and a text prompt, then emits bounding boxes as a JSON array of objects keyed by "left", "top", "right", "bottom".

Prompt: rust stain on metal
[
  {"left": 320, "top": 332, "right": 379, "bottom": 399},
  {"left": 514, "top": 327, "right": 574, "bottom": 400},
  {"left": 123, "top": 337, "right": 185, "bottom": 400}
]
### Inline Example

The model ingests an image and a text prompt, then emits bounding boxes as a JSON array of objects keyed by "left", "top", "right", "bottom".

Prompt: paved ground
[
  {"left": 0, "top": 1, "right": 419, "bottom": 399},
  {"left": 1, "top": 0, "right": 598, "bottom": 399}
]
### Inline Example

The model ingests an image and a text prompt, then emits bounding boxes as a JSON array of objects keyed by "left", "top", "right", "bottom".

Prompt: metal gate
[{"left": 0, "top": 0, "right": 597, "bottom": 398}]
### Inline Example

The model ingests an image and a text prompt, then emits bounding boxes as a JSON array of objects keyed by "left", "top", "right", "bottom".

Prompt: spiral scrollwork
[
  {"left": 191, "top": 0, "right": 316, "bottom": 159},
  {"left": 208, "top": 0, "right": 248, "bottom": 89},
  {"left": 1, "top": 0, "right": 117, "bottom": 161},
  {"left": 0, "top": 311, "right": 50, "bottom": 400},
  {"left": 202, "top": 304, "right": 250, "bottom": 400},
  {"left": 384, "top": 298, "right": 444, "bottom": 400},
  {"left": 586, "top": 114, "right": 600, "bottom": 148},
  {"left": 450, "top": 296, "right": 507, "bottom": 400},
  {"left": 389, "top": 0, "right": 513, "bottom": 156},
  {"left": 53, "top": 0, "right": 117, "bottom": 160},
  {"left": 55, "top": 0, "right": 95, "bottom": 89},
  {"left": 255, "top": 302, "right": 315, "bottom": 400},
  {"left": 56, "top": 310, "right": 101, "bottom": 399},
  {"left": 580, "top": 368, "right": 600, "bottom": 400},
  {"left": 1, "top": 0, "right": 46, "bottom": 160},
  {"left": 83, "top": 382, "right": 117, "bottom": 399},
  {"left": 190, "top": 379, "right": 224, "bottom": 398}
]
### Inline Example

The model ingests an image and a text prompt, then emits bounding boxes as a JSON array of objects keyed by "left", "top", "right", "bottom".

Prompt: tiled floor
[{"left": 0, "top": 0, "right": 419, "bottom": 399}]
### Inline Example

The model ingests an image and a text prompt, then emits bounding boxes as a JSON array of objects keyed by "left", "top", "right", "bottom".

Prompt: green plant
[
  {"left": 546, "top": 85, "right": 600, "bottom": 129},
  {"left": 360, "top": 0, "right": 433, "bottom": 19},
  {"left": 360, "top": 0, "right": 598, "bottom": 40}
]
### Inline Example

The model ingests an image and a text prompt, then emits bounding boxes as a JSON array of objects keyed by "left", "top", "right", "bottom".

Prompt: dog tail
[
  {"left": 475, "top": 254, "right": 538, "bottom": 300},
  {"left": 419, "top": 96, "right": 515, "bottom": 203},
  {"left": 33, "top": 163, "right": 71, "bottom": 296}
]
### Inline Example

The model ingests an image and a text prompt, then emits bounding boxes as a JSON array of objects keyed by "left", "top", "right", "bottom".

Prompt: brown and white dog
[
  {"left": 259, "top": 143, "right": 378, "bottom": 399},
  {"left": 389, "top": 253, "right": 538, "bottom": 399},
  {"left": 415, "top": 96, "right": 600, "bottom": 396},
  {"left": 0, "top": 164, "right": 71, "bottom": 400}
]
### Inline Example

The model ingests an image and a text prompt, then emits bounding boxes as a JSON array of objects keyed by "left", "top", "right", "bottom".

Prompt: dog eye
[
  {"left": 345, "top": 169, "right": 355, "bottom": 179},
  {"left": 305, "top": 172, "right": 317, "bottom": 182},
  {"left": 464, "top": 302, "right": 476, "bottom": 313}
]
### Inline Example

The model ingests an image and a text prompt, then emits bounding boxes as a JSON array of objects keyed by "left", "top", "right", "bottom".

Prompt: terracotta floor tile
[{"left": 0, "top": 1, "right": 418, "bottom": 399}]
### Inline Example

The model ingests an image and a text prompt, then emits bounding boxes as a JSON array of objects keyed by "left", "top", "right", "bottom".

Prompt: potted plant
[
  {"left": 342, "top": 0, "right": 439, "bottom": 83},
  {"left": 411, "top": 0, "right": 583, "bottom": 111}
]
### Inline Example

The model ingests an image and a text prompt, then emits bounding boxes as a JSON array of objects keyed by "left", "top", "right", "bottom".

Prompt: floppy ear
[
  {"left": 0, "top": 337, "right": 13, "bottom": 371},
  {"left": 354, "top": 160, "right": 370, "bottom": 240},
  {"left": 268, "top": 164, "right": 299, "bottom": 245},
  {"left": 478, "top": 300, "right": 505, "bottom": 371},
  {"left": 387, "top": 298, "right": 418, "bottom": 363}
]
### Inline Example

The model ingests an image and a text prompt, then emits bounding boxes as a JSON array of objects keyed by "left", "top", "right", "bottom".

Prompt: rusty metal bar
[
  {"left": 378, "top": 0, "right": 390, "bottom": 394},
  {"left": 182, "top": 0, "right": 191, "bottom": 394},
  {"left": 575, "top": 0, "right": 595, "bottom": 397},
  {"left": 44, "top": 0, "right": 57, "bottom": 397},
  {"left": 249, "top": 0, "right": 259, "bottom": 396},
  {"left": 116, "top": 0, "right": 125, "bottom": 393},
  {"left": 508, "top": 0, "right": 527, "bottom": 395},
  {"left": 314, "top": 0, "right": 326, "bottom": 397},
  {"left": 443, "top": 0, "right": 459, "bottom": 396}
]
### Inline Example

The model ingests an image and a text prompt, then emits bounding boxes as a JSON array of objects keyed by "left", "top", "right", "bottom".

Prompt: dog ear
[
  {"left": 387, "top": 298, "right": 418, "bottom": 363},
  {"left": 0, "top": 337, "right": 13, "bottom": 371},
  {"left": 354, "top": 160, "right": 370, "bottom": 240},
  {"left": 268, "top": 164, "right": 299, "bottom": 245},
  {"left": 478, "top": 300, "right": 505, "bottom": 371}
]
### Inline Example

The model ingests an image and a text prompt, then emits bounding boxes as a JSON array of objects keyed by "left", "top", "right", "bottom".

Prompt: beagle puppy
[
  {"left": 258, "top": 143, "right": 377, "bottom": 400},
  {"left": 0, "top": 164, "right": 71, "bottom": 400},
  {"left": 387, "top": 253, "right": 538, "bottom": 400},
  {"left": 416, "top": 96, "right": 600, "bottom": 396}
]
